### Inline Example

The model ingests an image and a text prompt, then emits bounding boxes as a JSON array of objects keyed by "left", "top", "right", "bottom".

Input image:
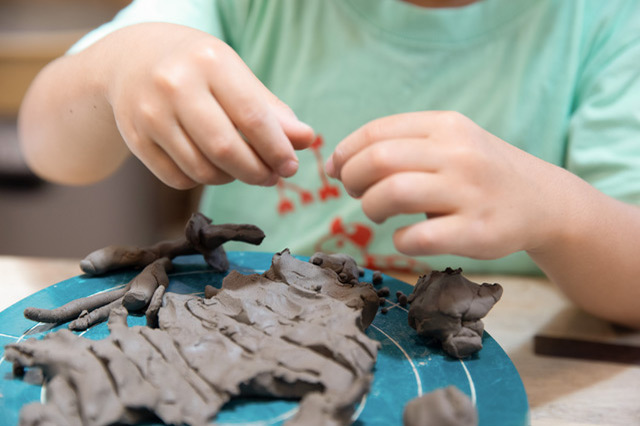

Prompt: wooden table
[{"left": 1, "top": 255, "right": 639, "bottom": 425}]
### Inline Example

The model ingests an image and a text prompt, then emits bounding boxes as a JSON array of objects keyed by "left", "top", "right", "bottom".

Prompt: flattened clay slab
[{"left": 6, "top": 250, "right": 380, "bottom": 426}]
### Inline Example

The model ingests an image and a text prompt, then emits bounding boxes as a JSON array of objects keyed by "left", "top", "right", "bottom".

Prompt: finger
[
  {"left": 149, "top": 118, "right": 236, "bottom": 185},
  {"left": 119, "top": 107, "right": 201, "bottom": 188},
  {"left": 392, "top": 216, "right": 466, "bottom": 257},
  {"left": 209, "top": 59, "right": 301, "bottom": 178},
  {"left": 234, "top": 59, "right": 315, "bottom": 149},
  {"left": 327, "top": 111, "right": 433, "bottom": 179},
  {"left": 274, "top": 109, "right": 315, "bottom": 150},
  {"left": 174, "top": 93, "right": 277, "bottom": 185},
  {"left": 340, "top": 139, "right": 441, "bottom": 198},
  {"left": 360, "top": 172, "right": 457, "bottom": 224},
  {"left": 125, "top": 130, "right": 199, "bottom": 189},
  {"left": 267, "top": 97, "right": 315, "bottom": 150},
  {"left": 138, "top": 143, "right": 200, "bottom": 189}
]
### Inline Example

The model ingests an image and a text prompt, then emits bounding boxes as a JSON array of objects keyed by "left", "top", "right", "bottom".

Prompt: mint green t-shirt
[{"left": 70, "top": 0, "right": 640, "bottom": 275}]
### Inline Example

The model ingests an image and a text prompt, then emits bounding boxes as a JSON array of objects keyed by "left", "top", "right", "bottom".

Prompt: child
[{"left": 18, "top": 0, "right": 640, "bottom": 327}]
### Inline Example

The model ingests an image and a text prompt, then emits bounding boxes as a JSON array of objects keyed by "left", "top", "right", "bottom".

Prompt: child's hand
[
  {"left": 326, "top": 111, "right": 573, "bottom": 260},
  {"left": 106, "top": 24, "right": 314, "bottom": 189}
]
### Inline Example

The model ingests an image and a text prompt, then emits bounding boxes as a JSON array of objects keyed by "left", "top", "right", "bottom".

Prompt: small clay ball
[
  {"left": 381, "top": 307, "right": 389, "bottom": 315},
  {"left": 376, "top": 287, "right": 390, "bottom": 297},
  {"left": 398, "top": 294, "right": 408, "bottom": 307},
  {"left": 372, "top": 271, "right": 383, "bottom": 285}
]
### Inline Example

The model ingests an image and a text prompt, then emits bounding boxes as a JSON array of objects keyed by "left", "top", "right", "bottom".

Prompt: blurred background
[{"left": 0, "top": 0, "right": 197, "bottom": 258}]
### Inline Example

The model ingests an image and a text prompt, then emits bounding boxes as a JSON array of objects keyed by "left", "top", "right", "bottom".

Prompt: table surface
[{"left": 1, "top": 255, "right": 639, "bottom": 426}]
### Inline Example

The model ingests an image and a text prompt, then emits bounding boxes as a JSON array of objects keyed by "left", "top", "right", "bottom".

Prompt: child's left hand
[{"left": 325, "top": 111, "right": 575, "bottom": 260}]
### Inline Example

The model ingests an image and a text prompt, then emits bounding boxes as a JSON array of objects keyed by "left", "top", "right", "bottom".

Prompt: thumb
[{"left": 266, "top": 96, "right": 315, "bottom": 150}]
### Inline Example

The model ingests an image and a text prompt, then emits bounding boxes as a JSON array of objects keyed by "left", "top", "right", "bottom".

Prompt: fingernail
[
  {"left": 278, "top": 159, "right": 299, "bottom": 177},
  {"left": 325, "top": 156, "right": 336, "bottom": 178}
]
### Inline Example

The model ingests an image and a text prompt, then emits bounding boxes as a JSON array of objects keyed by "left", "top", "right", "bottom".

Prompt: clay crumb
[
  {"left": 396, "top": 291, "right": 408, "bottom": 307},
  {"left": 372, "top": 271, "right": 383, "bottom": 285},
  {"left": 403, "top": 385, "right": 478, "bottom": 426},
  {"left": 376, "top": 287, "right": 390, "bottom": 298}
]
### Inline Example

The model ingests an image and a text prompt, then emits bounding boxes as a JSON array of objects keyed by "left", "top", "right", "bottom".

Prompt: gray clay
[
  {"left": 396, "top": 291, "right": 408, "bottom": 307},
  {"left": 7, "top": 249, "right": 380, "bottom": 426},
  {"left": 144, "top": 284, "right": 166, "bottom": 328},
  {"left": 25, "top": 257, "right": 173, "bottom": 331},
  {"left": 23, "top": 286, "right": 128, "bottom": 324},
  {"left": 407, "top": 268, "right": 503, "bottom": 358},
  {"left": 25, "top": 214, "right": 264, "bottom": 331},
  {"left": 309, "top": 252, "right": 361, "bottom": 285},
  {"left": 204, "top": 284, "right": 221, "bottom": 299},
  {"left": 403, "top": 386, "right": 478, "bottom": 426},
  {"left": 372, "top": 271, "right": 383, "bottom": 286},
  {"left": 376, "top": 287, "right": 390, "bottom": 297},
  {"left": 184, "top": 212, "right": 264, "bottom": 271},
  {"left": 122, "top": 257, "right": 172, "bottom": 312},
  {"left": 79, "top": 212, "right": 264, "bottom": 275},
  {"left": 267, "top": 250, "right": 379, "bottom": 328}
]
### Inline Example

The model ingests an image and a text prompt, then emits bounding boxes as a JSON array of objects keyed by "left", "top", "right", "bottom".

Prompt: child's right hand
[{"left": 105, "top": 23, "right": 314, "bottom": 189}]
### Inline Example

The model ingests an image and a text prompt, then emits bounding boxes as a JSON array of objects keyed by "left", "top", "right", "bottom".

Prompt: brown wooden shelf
[{"left": 0, "top": 0, "right": 130, "bottom": 116}]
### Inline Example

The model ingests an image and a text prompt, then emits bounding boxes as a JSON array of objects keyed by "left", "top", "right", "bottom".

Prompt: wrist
[{"left": 525, "top": 166, "right": 594, "bottom": 258}]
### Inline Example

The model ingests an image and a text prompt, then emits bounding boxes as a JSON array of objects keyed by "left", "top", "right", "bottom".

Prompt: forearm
[
  {"left": 527, "top": 173, "right": 640, "bottom": 328},
  {"left": 19, "top": 22, "right": 315, "bottom": 189},
  {"left": 18, "top": 32, "right": 130, "bottom": 185}
]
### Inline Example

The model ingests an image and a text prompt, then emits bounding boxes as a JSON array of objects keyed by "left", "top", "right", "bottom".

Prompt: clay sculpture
[
  {"left": 407, "top": 268, "right": 503, "bottom": 358},
  {"left": 23, "top": 213, "right": 264, "bottom": 330},
  {"left": 7, "top": 249, "right": 380, "bottom": 426},
  {"left": 79, "top": 212, "right": 264, "bottom": 275}
]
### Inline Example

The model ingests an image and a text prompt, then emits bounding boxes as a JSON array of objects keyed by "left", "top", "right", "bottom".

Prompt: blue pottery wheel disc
[{"left": 0, "top": 252, "right": 529, "bottom": 425}]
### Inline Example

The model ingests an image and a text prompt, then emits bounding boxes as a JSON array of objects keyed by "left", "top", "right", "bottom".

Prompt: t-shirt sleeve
[
  {"left": 566, "top": 4, "right": 640, "bottom": 205},
  {"left": 67, "top": 0, "right": 251, "bottom": 54}
]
